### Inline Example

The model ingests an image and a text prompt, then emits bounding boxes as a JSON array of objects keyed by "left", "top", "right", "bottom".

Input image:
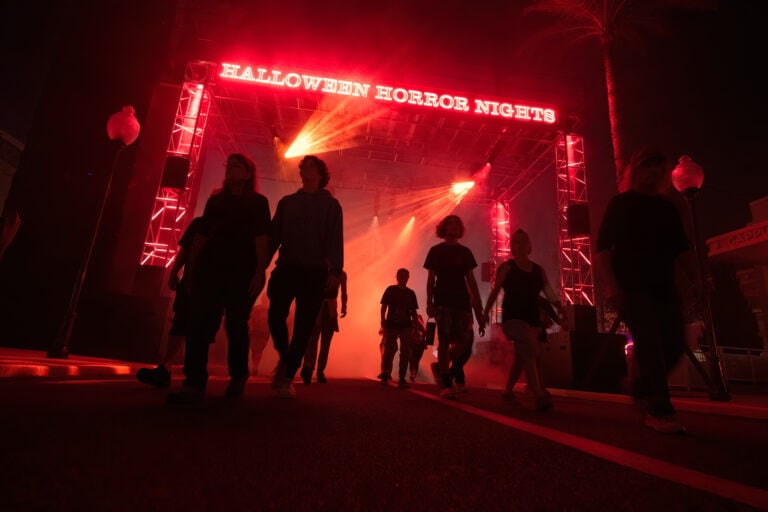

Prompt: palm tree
[{"left": 522, "top": 0, "right": 715, "bottom": 187}]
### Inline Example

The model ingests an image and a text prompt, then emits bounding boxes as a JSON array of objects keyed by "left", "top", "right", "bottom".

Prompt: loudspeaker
[
  {"left": 567, "top": 202, "right": 590, "bottom": 236},
  {"left": 160, "top": 155, "right": 190, "bottom": 189},
  {"left": 565, "top": 304, "right": 598, "bottom": 333},
  {"left": 541, "top": 331, "right": 628, "bottom": 392}
]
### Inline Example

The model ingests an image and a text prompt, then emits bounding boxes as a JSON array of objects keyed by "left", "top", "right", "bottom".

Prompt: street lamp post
[
  {"left": 47, "top": 106, "right": 141, "bottom": 359},
  {"left": 671, "top": 155, "right": 731, "bottom": 402}
]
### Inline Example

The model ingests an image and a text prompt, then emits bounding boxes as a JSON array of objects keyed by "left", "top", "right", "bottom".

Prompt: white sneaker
[
  {"left": 644, "top": 414, "right": 686, "bottom": 434},
  {"left": 454, "top": 383, "right": 468, "bottom": 394},
  {"left": 277, "top": 380, "right": 295, "bottom": 399}
]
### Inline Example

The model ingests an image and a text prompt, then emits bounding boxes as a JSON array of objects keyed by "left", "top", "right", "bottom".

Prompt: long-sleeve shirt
[{"left": 271, "top": 188, "right": 344, "bottom": 274}]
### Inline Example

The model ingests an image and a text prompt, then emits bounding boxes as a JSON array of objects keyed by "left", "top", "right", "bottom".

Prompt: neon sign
[{"left": 219, "top": 62, "right": 557, "bottom": 124}]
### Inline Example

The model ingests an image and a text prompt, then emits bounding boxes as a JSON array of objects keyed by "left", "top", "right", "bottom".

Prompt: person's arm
[
  {"left": 465, "top": 268, "right": 485, "bottom": 334},
  {"left": 249, "top": 196, "right": 273, "bottom": 298},
  {"left": 482, "top": 262, "right": 510, "bottom": 325},
  {"left": 339, "top": 271, "right": 348, "bottom": 317},
  {"left": 168, "top": 246, "right": 188, "bottom": 291},
  {"left": 379, "top": 303, "right": 388, "bottom": 335}
]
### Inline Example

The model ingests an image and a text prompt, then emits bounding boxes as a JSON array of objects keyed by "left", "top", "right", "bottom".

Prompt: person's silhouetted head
[
  {"left": 224, "top": 153, "right": 257, "bottom": 193},
  {"left": 626, "top": 148, "right": 672, "bottom": 195},
  {"left": 299, "top": 155, "right": 330, "bottom": 189},
  {"left": 436, "top": 214, "right": 465, "bottom": 240}
]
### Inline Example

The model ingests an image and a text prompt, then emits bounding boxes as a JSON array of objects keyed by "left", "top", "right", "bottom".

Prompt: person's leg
[
  {"left": 267, "top": 267, "right": 294, "bottom": 364},
  {"left": 167, "top": 290, "right": 222, "bottom": 403},
  {"left": 621, "top": 292, "right": 673, "bottom": 417},
  {"left": 434, "top": 308, "right": 453, "bottom": 389},
  {"left": 223, "top": 281, "right": 257, "bottom": 394},
  {"left": 449, "top": 310, "right": 474, "bottom": 390},
  {"left": 284, "top": 265, "right": 326, "bottom": 381},
  {"left": 380, "top": 329, "right": 398, "bottom": 382},
  {"left": 397, "top": 328, "right": 412, "bottom": 382},
  {"left": 301, "top": 320, "right": 321, "bottom": 384},
  {"left": 316, "top": 327, "right": 334, "bottom": 378}
]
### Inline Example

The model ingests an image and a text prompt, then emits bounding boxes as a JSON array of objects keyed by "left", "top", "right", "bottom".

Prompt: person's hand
[
  {"left": 340, "top": 306, "right": 347, "bottom": 318},
  {"left": 248, "top": 270, "right": 266, "bottom": 298}
]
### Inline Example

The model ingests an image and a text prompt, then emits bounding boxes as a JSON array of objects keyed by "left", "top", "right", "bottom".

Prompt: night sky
[{"left": 1, "top": 0, "right": 765, "bottom": 239}]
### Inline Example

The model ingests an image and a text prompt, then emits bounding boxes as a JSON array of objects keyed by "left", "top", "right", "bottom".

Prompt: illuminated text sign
[{"left": 219, "top": 62, "right": 557, "bottom": 124}]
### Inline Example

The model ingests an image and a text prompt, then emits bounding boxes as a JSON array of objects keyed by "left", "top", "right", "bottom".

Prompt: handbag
[{"left": 425, "top": 318, "right": 436, "bottom": 345}]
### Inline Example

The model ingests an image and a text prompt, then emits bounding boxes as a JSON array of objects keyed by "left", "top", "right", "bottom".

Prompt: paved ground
[{"left": 1, "top": 346, "right": 767, "bottom": 420}]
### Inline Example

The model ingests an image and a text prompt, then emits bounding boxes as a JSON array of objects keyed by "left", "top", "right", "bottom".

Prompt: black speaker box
[
  {"left": 160, "top": 155, "right": 190, "bottom": 189},
  {"left": 567, "top": 202, "right": 590, "bottom": 236},
  {"left": 566, "top": 304, "right": 598, "bottom": 333},
  {"left": 541, "top": 331, "right": 628, "bottom": 393}
]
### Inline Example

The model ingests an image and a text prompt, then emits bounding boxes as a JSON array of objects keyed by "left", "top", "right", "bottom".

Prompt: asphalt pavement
[{"left": 1, "top": 346, "right": 766, "bottom": 420}]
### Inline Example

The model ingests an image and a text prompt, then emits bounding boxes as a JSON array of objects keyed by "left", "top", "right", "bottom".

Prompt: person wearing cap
[{"left": 267, "top": 155, "right": 344, "bottom": 398}]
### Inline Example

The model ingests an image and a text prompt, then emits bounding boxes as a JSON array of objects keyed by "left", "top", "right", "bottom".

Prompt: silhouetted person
[
  {"left": 482, "top": 229, "right": 564, "bottom": 411},
  {"left": 424, "top": 215, "right": 486, "bottom": 399},
  {"left": 268, "top": 155, "right": 344, "bottom": 398},
  {"left": 166, "top": 153, "right": 271, "bottom": 404},
  {"left": 379, "top": 268, "right": 420, "bottom": 389},
  {"left": 301, "top": 269, "right": 348, "bottom": 384},
  {"left": 596, "top": 148, "right": 700, "bottom": 434},
  {"left": 136, "top": 216, "right": 207, "bottom": 387}
]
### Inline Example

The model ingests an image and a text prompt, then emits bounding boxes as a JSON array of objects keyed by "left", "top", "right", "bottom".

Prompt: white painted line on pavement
[{"left": 412, "top": 388, "right": 768, "bottom": 511}]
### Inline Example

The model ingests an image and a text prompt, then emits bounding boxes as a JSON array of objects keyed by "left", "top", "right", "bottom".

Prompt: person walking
[
  {"left": 379, "top": 268, "right": 420, "bottom": 389},
  {"left": 424, "top": 215, "right": 486, "bottom": 399},
  {"left": 268, "top": 155, "right": 344, "bottom": 398},
  {"left": 596, "top": 148, "right": 700, "bottom": 434},
  {"left": 301, "top": 269, "right": 348, "bottom": 384},
  {"left": 166, "top": 153, "right": 271, "bottom": 404},
  {"left": 136, "top": 215, "right": 207, "bottom": 388},
  {"left": 481, "top": 228, "right": 564, "bottom": 411}
]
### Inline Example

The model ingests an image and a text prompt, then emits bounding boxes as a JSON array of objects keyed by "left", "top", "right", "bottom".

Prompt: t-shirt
[
  {"left": 381, "top": 285, "right": 419, "bottom": 329},
  {"left": 423, "top": 242, "right": 477, "bottom": 310},
  {"left": 199, "top": 189, "right": 271, "bottom": 276},
  {"left": 597, "top": 190, "right": 690, "bottom": 299},
  {"left": 500, "top": 260, "right": 544, "bottom": 326}
]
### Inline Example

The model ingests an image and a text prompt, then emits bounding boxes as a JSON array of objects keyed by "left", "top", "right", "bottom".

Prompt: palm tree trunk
[{"left": 602, "top": 43, "right": 624, "bottom": 187}]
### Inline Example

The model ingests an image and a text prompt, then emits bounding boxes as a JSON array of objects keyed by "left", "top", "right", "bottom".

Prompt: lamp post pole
[
  {"left": 47, "top": 107, "right": 140, "bottom": 359},
  {"left": 672, "top": 156, "right": 730, "bottom": 402}
]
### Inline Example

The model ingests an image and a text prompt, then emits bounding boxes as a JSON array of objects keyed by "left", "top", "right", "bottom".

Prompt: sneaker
[
  {"left": 225, "top": 377, "right": 247, "bottom": 398},
  {"left": 316, "top": 372, "right": 327, "bottom": 384},
  {"left": 454, "top": 383, "right": 468, "bottom": 394},
  {"left": 277, "top": 380, "right": 296, "bottom": 399},
  {"left": 398, "top": 379, "right": 410, "bottom": 389},
  {"left": 300, "top": 367, "right": 313, "bottom": 386},
  {"left": 439, "top": 387, "right": 456, "bottom": 400},
  {"left": 165, "top": 386, "right": 204, "bottom": 405},
  {"left": 380, "top": 374, "right": 391, "bottom": 385},
  {"left": 644, "top": 414, "right": 686, "bottom": 434},
  {"left": 136, "top": 365, "right": 171, "bottom": 388},
  {"left": 409, "top": 370, "right": 417, "bottom": 382}
]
